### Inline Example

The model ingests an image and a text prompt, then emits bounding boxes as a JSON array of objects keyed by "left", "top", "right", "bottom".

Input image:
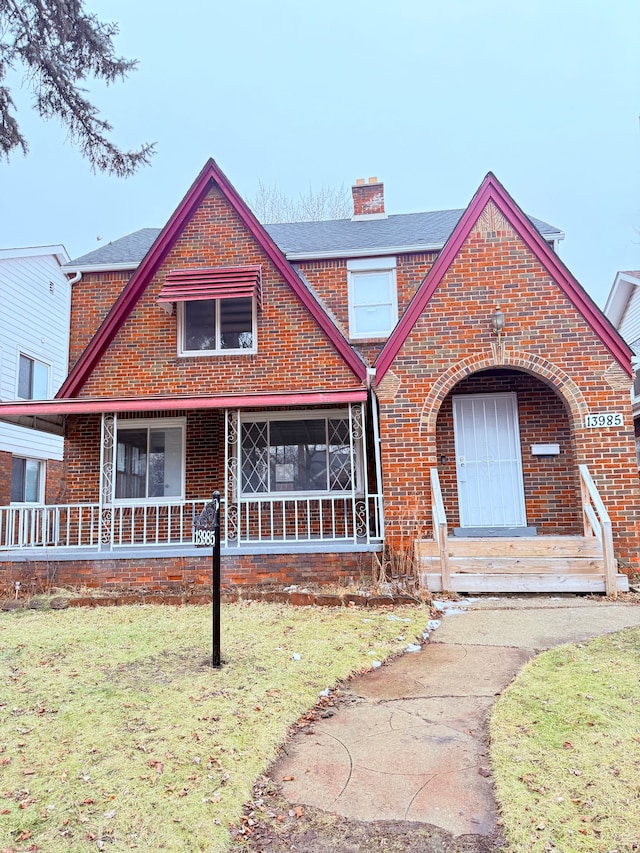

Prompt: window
[
  {"left": 347, "top": 257, "right": 397, "bottom": 339},
  {"left": 114, "top": 420, "right": 184, "bottom": 501},
  {"left": 18, "top": 354, "right": 49, "bottom": 399},
  {"left": 179, "top": 298, "right": 256, "bottom": 354},
  {"left": 11, "top": 458, "right": 43, "bottom": 503},
  {"left": 240, "top": 413, "right": 357, "bottom": 495}
]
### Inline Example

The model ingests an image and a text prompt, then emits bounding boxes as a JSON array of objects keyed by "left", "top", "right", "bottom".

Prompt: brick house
[{"left": 0, "top": 160, "right": 637, "bottom": 595}]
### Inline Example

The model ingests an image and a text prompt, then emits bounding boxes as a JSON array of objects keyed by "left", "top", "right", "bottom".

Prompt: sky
[{"left": 1, "top": 0, "right": 638, "bottom": 308}]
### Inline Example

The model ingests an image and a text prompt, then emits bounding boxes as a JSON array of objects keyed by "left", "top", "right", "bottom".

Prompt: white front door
[{"left": 452, "top": 392, "right": 527, "bottom": 528}]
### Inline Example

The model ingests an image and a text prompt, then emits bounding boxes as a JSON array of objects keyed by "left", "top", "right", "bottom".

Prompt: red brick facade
[
  {"left": 1, "top": 551, "right": 365, "bottom": 593},
  {"left": 376, "top": 206, "right": 640, "bottom": 571},
  {"left": 1, "top": 168, "right": 638, "bottom": 591}
]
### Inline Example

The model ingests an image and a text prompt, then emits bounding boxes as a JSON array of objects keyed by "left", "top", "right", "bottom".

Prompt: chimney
[{"left": 352, "top": 176, "right": 385, "bottom": 219}]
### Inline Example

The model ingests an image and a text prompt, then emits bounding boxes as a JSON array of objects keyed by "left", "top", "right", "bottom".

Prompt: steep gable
[
  {"left": 58, "top": 159, "right": 366, "bottom": 399},
  {"left": 376, "top": 173, "right": 632, "bottom": 379}
]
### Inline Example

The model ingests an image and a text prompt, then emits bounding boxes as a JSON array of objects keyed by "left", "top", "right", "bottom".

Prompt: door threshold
[{"left": 454, "top": 526, "right": 537, "bottom": 538}]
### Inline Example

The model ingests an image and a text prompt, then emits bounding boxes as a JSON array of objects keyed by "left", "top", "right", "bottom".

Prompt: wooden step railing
[
  {"left": 579, "top": 464, "right": 617, "bottom": 598},
  {"left": 429, "top": 467, "right": 450, "bottom": 591},
  {"left": 421, "top": 465, "right": 618, "bottom": 597}
]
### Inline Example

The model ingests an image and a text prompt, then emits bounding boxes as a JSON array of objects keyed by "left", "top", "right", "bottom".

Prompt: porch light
[{"left": 491, "top": 306, "right": 505, "bottom": 341}]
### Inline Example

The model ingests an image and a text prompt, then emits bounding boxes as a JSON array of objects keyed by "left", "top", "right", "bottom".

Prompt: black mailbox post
[{"left": 194, "top": 490, "right": 222, "bottom": 668}]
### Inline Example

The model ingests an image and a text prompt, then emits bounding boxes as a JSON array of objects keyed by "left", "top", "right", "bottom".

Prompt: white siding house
[
  {"left": 604, "top": 270, "right": 640, "bottom": 466},
  {"left": 0, "top": 246, "right": 71, "bottom": 502}
]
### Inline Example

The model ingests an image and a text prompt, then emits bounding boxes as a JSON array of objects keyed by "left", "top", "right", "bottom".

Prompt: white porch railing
[
  {"left": 579, "top": 464, "right": 617, "bottom": 598},
  {"left": 0, "top": 494, "right": 383, "bottom": 551}
]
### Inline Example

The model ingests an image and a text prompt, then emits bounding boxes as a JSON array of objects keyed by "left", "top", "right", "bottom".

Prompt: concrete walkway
[{"left": 271, "top": 595, "right": 640, "bottom": 838}]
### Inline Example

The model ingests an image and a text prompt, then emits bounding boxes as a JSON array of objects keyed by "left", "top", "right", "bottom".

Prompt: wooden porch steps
[{"left": 416, "top": 535, "right": 630, "bottom": 594}]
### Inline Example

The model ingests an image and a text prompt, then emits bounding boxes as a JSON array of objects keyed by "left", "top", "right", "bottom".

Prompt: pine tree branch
[{"left": 0, "top": 0, "right": 154, "bottom": 175}]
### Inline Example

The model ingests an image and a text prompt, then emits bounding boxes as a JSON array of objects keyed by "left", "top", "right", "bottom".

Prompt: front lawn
[
  {"left": 491, "top": 626, "right": 640, "bottom": 852},
  {"left": 0, "top": 601, "right": 428, "bottom": 852}
]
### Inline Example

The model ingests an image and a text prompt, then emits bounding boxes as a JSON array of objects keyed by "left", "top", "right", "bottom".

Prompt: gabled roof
[
  {"left": 68, "top": 229, "right": 160, "bottom": 270},
  {"left": 375, "top": 173, "right": 633, "bottom": 380},
  {"left": 65, "top": 212, "right": 563, "bottom": 270},
  {"left": 265, "top": 210, "right": 562, "bottom": 259},
  {"left": 58, "top": 159, "right": 367, "bottom": 398}
]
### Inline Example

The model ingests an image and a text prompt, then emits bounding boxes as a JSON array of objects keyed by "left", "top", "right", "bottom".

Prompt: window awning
[{"left": 157, "top": 265, "right": 262, "bottom": 308}]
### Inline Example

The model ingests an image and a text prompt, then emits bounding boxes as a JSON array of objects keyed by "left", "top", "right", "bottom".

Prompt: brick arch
[{"left": 419, "top": 349, "right": 589, "bottom": 435}]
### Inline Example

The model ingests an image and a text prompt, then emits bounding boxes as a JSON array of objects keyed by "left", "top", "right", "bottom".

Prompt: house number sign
[{"left": 584, "top": 413, "right": 623, "bottom": 428}]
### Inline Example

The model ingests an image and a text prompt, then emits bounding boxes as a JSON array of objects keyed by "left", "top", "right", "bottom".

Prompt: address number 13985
[{"left": 584, "top": 413, "right": 623, "bottom": 428}]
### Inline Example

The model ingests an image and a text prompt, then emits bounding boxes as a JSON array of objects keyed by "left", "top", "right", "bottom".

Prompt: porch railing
[
  {"left": 579, "top": 464, "right": 617, "bottom": 598},
  {"left": 429, "top": 467, "right": 450, "bottom": 591},
  {"left": 0, "top": 494, "right": 383, "bottom": 551}
]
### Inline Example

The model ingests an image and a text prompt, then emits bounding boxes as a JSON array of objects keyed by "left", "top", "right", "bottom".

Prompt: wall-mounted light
[{"left": 491, "top": 306, "right": 505, "bottom": 342}]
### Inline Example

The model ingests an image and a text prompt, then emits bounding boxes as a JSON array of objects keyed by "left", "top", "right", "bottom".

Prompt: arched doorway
[{"left": 435, "top": 368, "right": 581, "bottom": 535}]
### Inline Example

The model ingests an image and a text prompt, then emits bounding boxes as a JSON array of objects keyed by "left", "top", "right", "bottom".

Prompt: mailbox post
[{"left": 194, "top": 490, "right": 222, "bottom": 668}]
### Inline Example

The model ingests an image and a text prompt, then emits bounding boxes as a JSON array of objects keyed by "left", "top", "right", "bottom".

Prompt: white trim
[
  {"left": 347, "top": 256, "right": 397, "bottom": 271},
  {"left": 0, "top": 245, "right": 69, "bottom": 264},
  {"left": 61, "top": 261, "right": 139, "bottom": 273},
  {"left": 113, "top": 417, "right": 186, "bottom": 504},
  {"left": 177, "top": 298, "right": 257, "bottom": 357},
  {"left": 351, "top": 213, "right": 388, "bottom": 221}
]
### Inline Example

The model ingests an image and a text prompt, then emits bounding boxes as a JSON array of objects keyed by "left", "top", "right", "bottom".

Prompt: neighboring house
[
  {"left": 0, "top": 162, "right": 638, "bottom": 596},
  {"left": 0, "top": 245, "right": 71, "bottom": 516},
  {"left": 604, "top": 270, "right": 640, "bottom": 465}
]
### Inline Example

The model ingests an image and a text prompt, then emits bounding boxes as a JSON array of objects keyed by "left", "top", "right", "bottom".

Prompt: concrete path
[{"left": 270, "top": 595, "right": 640, "bottom": 838}]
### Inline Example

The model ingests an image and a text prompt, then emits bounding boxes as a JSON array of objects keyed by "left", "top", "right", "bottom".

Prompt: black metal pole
[{"left": 212, "top": 490, "right": 221, "bottom": 668}]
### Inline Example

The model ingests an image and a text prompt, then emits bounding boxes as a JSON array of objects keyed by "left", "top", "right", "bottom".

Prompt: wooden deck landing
[{"left": 415, "top": 535, "right": 630, "bottom": 594}]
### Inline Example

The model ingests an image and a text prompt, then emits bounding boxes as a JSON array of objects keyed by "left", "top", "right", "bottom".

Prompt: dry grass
[
  {"left": 0, "top": 601, "right": 428, "bottom": 852},
  {"left": 491, "top": 627, "right": 640, "bottom": 852}
]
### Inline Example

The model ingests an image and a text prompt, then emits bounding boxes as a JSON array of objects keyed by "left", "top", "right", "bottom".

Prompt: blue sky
[{"left": 1, "top": 0, "right": 638, "bottom": 307}]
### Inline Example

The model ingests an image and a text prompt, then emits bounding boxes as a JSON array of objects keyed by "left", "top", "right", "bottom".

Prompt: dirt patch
[{"left": 230, "top": 776, "right": 505, "bottom": 852}]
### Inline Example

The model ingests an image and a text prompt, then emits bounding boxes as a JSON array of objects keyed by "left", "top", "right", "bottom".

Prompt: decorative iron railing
[{"left": 0, "top": 494, "right": 383, "bottom": 551}]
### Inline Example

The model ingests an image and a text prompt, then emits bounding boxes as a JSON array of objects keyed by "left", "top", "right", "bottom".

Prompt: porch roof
[{"left": 0, "top": 389, "right": 368, "bottom": 435}]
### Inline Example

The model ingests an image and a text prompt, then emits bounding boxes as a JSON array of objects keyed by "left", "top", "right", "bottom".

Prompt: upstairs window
[
  {"left": 157, "top": 265, "right": 261, "bottom": 356},
  {"left": 347, "top": 257, "right": 398, "bottom": 339},
  {"left": 18, "top": 354, "right": 49, "bottom": 399},
  {"left": 11, "top": 458, "right": 43, "bottom": 503},
  {"left": 179, "top": 298, "right": 256, "bottom": 355}
]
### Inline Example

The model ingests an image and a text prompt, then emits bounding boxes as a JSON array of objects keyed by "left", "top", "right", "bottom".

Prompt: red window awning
[{"left": 157, "top": 265, "right": 262, "bottom": 307}]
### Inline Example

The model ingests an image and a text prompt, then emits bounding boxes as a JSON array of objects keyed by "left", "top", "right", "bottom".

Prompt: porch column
[{"left": 98, "top": 412, "right": 115, "bottom": 550}]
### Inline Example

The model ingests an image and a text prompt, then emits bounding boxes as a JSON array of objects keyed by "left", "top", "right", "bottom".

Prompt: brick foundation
[{"left": 0, "top": 550, "right": 375, "bottom": 595}]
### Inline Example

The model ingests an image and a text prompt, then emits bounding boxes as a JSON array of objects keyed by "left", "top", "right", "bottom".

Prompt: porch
[{"left": 0, "top": 492, "right": 384, "bottom": 558}]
